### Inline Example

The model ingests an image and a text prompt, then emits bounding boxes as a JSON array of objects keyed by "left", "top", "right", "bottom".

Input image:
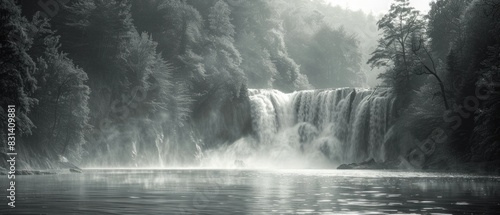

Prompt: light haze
[{"left": 324, "top": 0, "right": 433, "bottom": 14}]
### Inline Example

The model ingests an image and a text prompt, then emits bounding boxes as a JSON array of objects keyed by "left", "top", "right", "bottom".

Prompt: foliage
[
  {"left": 377, "top": 0, "right": 500, "bottom": 165},
  {"left": 0, "top": 0, "right": 38, "bottom": 137},
  {"left": 304, "top": 25, "right": 363, "bottom": 88},
  {"left": 368, "top": 0, "right": 425, "bottom": 98},
  {"left": 458, "top": 0, "right": 500, "bottom": 161},
  {"left": 277, "top": 0, "right": 370, "bottom": 88},
  {"left": 231, "top": 0, "right": 311, "bottom": 91},
  {"left": 27, "top": 35, "right": 90, "bottom": 162},
  {"left": 427, "top": 0, "right": 472, "bottom": 61},
  {"left": 5, "top": 0, "right": 500, "bottom": 168}
]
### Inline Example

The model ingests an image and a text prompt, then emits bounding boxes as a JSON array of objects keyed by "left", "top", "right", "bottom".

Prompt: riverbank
[{"left": 337, "top": 158, "right": 500, "bottom": 175}]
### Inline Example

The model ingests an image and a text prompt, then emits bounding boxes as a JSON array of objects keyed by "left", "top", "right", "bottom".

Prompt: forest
[{"left": 0, "top": 0, "right": 499, "bottom": 172}]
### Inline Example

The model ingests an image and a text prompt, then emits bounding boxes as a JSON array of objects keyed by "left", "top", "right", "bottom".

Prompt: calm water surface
[{"left": 1, "top": 169, "right": 499, "bottom": 214}]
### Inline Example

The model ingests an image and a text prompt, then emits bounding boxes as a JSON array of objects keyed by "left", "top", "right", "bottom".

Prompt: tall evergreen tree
[
  {"left": 204, "top": 0, "right": 245, "bottom": 96},
  {"left": 368, "top": 0, "right": 425, "bottom": 104},
  {"left": 0, "top": 0, "right": 37, "bottom": 137},
  {"left": 26, "top": 34, "right": 90, "bottom": 163},
  {"left": 427, "top": 0, "right": 472, "bottom": 61}
]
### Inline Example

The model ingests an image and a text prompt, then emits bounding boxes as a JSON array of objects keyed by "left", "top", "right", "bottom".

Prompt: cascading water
[{"left": 200, "top": 88, "right": 396, "bottom": 168}]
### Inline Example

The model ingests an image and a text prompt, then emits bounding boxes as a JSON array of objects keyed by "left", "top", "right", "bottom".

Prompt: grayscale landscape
[{"left": 1, "top": 0, "right": 499, "bottom": 214}]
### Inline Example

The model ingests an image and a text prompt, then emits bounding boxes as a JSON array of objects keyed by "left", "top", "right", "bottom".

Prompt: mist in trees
[
  {"left": 370, "top": 0, "right": 500, "bottom": 168},
  {"left": 1, "top": 0, "right": 499, "bottom": 169},
  {"left": 0, "top": 0, "right": 377, "bottom": 167}
]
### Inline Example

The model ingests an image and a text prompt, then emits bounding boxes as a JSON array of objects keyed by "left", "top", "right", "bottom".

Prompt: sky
[{"left": 324, "top": 0, "right": 433, "bottom": 15}]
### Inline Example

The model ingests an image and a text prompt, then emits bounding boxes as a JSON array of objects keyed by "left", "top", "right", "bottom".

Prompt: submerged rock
[
  {"left": 70, "top": 168, "right": 83, "bottom": 173},
  {"left": 337, "top": 158, "right": 400, "bottom": 170}
]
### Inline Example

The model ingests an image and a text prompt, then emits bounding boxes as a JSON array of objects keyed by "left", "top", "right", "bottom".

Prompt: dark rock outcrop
[
  {"left": 337, "top": 159, "right": 400, "bottom": 170},
  {"left": 70, "top": 168, "right": 83, "bottom": 173}
]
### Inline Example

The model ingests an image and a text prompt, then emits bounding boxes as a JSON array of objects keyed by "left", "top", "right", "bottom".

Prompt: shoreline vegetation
[{"left": 1, "top": 0, "right": 499, "bottom": 171}]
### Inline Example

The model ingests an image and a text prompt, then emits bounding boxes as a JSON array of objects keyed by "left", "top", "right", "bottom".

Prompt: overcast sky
[{"left": 324, "top": 0, "right": 433, "bottom": 15}]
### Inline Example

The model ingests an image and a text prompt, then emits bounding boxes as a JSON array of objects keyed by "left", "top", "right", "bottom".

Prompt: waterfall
[
  {"left": 84, "top": 87, "right": 395, "bottom": 168},
  {"left": 200, "top": 88, "right": 395, "bottom": 168}
]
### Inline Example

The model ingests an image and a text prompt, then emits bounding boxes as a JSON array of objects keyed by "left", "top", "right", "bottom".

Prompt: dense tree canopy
[
  {"left": 0, "top": 0, "right": 38, "bottom": 137},
  {"left": 2, "top": 0, "right": 499, "bottom": 170},
  {"left": 369, "top": 0, "right": 500, "bottom": 168}
]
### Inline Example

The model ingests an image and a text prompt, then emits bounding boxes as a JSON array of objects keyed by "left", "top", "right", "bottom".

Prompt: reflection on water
[{"left": 1, "top": 169, "right": 499, "bottom": 214}]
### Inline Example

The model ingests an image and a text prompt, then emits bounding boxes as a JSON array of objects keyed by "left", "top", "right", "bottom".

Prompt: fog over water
[
  {"left": 3, "top": 169, "right": 499, "bottom": 214},
  {"left": 2, "top": 0, "right": 500, "bottom": 214}
]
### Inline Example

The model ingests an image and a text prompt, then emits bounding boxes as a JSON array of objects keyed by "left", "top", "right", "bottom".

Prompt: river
[{"left": 1, "top": 169, "right": 499, "bottom": 214}]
